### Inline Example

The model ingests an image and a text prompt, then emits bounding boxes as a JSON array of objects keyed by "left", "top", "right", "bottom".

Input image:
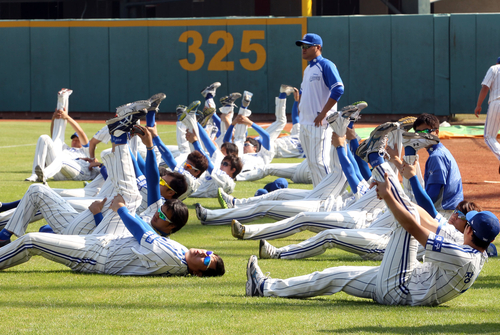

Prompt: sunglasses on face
[
  {"left": 301, "top": 44, "right": 316, "bottom": 50},
  {"left": 204, "top": 251, "right": 213, "bottom": 268},
  {"left": 184, "top": 162, "right": 200, "bottom": 171},
  {"left": 221, "top": 161, "right": 230, "bottom": 167},
  {"left": 157, "top": 207, "right": 172, "bottom": 223},
  {"left": 159, "top": 177, "right": 177, "bottom": 194},
  {"left": 452, "top": 209, "right": 466, "bottom": 220},
  {"left": 415, "top": 128, "right": 437, "bottom": 134},
  {"left": 244, "top": 143, "right": 255, "bottom": 147}
]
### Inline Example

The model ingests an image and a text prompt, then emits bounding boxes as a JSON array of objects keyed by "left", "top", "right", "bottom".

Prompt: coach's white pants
[
  {"left": 484, "top": 100, "right": 500, "bottom": 161},
  {"left": 299, "top": 124, "right": 332, "bottom": 187}
]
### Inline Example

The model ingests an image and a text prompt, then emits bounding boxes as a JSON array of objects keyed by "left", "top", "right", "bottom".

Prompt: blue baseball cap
[
  {"left": 264, "top": 178, "right": 288, "bottom": 193},
  {"left": 497, "top": 56, "right": 500, "bottom": 64},
  {"left": 296, "top": 33, "right": 323, "bottom": 47},
  {"left": 70, "top": 132, "right": 79, "bottom": 139},
  {"left": 254, "top": 188, "right": 268, "bottom": 197},
  {"left": 465, "top": 211, "right": 500, "bottom": 243},
  {"left": 486, "top": 243, "right": 497, "bottom": 257}
]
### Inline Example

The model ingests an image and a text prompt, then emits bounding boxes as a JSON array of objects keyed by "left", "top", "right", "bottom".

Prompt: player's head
[
  {"left": 70, "top": 132, "right": 82, "bottom": 148},
  {"left": 464, "top": 211, "right": 500, "bottom": 250},
  {"left": 449, "top": 200, "right": 482, "bottom": 233},
  {"left": 185, "top": 151, "right": 208, "bottom": 178},
  {"left": 413, "top": 113, "right": 440, "bottom": 139},
  {"left": 296, "top": 33, "right": 323, "bottom": 61},
  {"left": 220, "top": 154, "right": 243, "bottom": 179},
  {"left": 244, "top": 137, "right": 260, "bottom": 154},
  {"left": 159, "top": 168, "right": 188, "bottom": 200},
  {"left": 497, "top": 56, "right": 500, "bottom": 64},
  {"left": 221, "top": 142, "right": 238, "bottom": 156},
  {"left": 185, "top": 248, "right": 225, "bottom": 277},
  {"left": 151, "top": 198, "right": 189, "bottom": 237}
]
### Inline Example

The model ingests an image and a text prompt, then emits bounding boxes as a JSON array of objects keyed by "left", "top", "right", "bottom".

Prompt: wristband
[{"left": 146, "top": 146, "right": 154, "bottom": 150}]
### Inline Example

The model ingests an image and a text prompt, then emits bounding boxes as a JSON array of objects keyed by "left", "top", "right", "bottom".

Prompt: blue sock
[
  {"left": 259, "top": 279, "right": 266, "bottom": 295},
  {"left": 112, "top": 133, "right": 128, "bottom": 145},
  {"left": 404, "top": 146, "right": 416, "bottom": 156},
  {"left": 206, "top": 93, "right": 213, "bottom": 100},
  {"left": 368, "top": 152, "right": 384, "bottom": 168},
  {"left": 278, "top": 92, "right": 286, "bottom": 99},
  {"left": 0, "top": 229, "right": 13, "bottom": 241},
  {"left": 146, "top": 111, "right": 156, "bottom": 127},
  {"left": 39, "top": 225, "right": 55, "bottom": 234},
  {"left": 348, "top": 121, "right": 354, "bottom": 129}
]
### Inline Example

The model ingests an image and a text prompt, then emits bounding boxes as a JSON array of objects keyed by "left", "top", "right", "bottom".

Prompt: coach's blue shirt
[{"left": 424, "top": 143, "right": 463, "bottom": 210}]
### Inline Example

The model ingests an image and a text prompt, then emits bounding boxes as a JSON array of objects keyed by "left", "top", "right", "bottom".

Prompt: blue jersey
[{"left": 424, "top": 143, "right": 463, "bottom": 210}]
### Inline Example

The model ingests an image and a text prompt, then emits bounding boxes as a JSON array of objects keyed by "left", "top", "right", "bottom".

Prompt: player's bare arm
[
  {"left": 372, "top": 172, "right": 430, "bottom": 246},
  {"left": 313, "top": 97, "right": 337, "bottom": 127},
  {"left": 474, "top": 85, "right": 489, "bottom": 117}
]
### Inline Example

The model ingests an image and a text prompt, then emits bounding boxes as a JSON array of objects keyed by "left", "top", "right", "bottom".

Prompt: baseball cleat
[
  {"left": 326, "top": 111, "right": 340, "bottom": 126},
  {"left": 397, "top": 116, "right": 417, "bottom": 131},
  {"left": 220, "top": 93, "right": 242, "bottom": 107},
  {"left": 402, "top": 131, "right": 439, "bottom": 151},
  {"left": 197, "top": 107, "right": 216, "bottom": 127},
  {"left": 201, "top": 82, "right": 221, "bottom": 98},
  {"left": 25, "top": 174, "right": 38, "bottom": 182},
  {"left": 35, "top": 165, "right": 47, "bottom": 184},
  {"left": 231, "top": 219, "right": 245, "bottom": 239},
  {"left": 241, "top": 91, "right": 253, "bottom": 108},
  {"left": 115, "top": 100, "right": 151, "bottom": 118},
  {"left": 279, "top": 84, "right": 295, "bottom": 96},
  {"left": 186, "top": 100, "right": 201, "bottom": 114},
  {"left": 246, "top": 255, "right": 265, "bottom": 297},
  {"left": 356, "top": 122, "right": 400, "bottom": 163},
  {"left": 217, "top": 187, "right": 234, "bottom": 209},
  {"left": 147, "top": 93, "right": 166, "bottom": 112},
  {"left": 106, "top": 109, "right": 147, "bottom": 137},
  {"left": 176, "top": 105, "right": 187, "bottom": 121},
  {"left": 195, "top": 203, "right": 207, "bottom": 222},
  {"left": 58, "top": 88, "right": 73, "bottom": 96},
  {"left": 259, "top": 240, "right": 280, "bottom": 259}
]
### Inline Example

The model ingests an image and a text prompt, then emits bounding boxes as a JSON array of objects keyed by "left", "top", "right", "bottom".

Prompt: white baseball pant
[
  {"left": 299, "top": 124, "right": 332, "bottom": 187},
  {"left": 484, "top": 100, "right": 500, "bottom": 160}
]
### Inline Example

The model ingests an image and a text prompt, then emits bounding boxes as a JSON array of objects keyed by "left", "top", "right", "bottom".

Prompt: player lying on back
[
  {"left": 246, "top": 131, "right": 499, "bottom": 306},
  {"left": 0, "top": 194, "right": 224, "bottom": 277}
]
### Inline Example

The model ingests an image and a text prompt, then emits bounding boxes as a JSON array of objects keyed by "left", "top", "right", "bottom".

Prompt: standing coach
[{"left": 295, "top": 33, "right": 344, "bottom": 186}]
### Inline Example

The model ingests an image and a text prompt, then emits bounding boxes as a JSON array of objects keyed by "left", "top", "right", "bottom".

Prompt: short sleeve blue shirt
[{"left": 424, "top": 143, "right": 463, "bottom": 210}]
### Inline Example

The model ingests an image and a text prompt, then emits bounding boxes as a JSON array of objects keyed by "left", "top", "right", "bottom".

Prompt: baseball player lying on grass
[
  {"left": 227, "top": 122, "right": 440, "bottom": 242},
  {"left": 25, "top": 89, "right": 101, "bottom": 184},
  {"left": 214, "top": 102, "right": 371, "bottom": 210},
  {"left": 246, "top": 142, "right": 499, "bottom": 306},
  {"left": 0, "top": 193, "right": 224, "bottom": 277},
  {"left": 0, "top": 109, "right": 190, "bottom": 243}
]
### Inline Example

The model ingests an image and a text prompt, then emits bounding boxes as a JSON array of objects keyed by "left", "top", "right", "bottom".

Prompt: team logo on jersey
[
  {"left": 309, "top": 74, "right": 321, "bottom": 82},
  {"left": 145, "top": 231, "right": 158, "bottom": 244},
  {"left": 432, "top": 235, "right": 444, "bottom": 252}
]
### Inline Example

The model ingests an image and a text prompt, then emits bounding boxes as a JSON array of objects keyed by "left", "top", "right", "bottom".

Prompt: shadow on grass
[{"left": 320, "top": 322, "right": 500, "bottom": 334}]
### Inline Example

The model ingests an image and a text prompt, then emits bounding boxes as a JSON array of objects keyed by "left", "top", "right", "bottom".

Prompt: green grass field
[{"left": 0, "top": 121, "right": 499, "bottom": 335}]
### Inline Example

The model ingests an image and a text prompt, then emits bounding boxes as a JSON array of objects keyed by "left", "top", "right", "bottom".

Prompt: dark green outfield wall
[{"left": 0, "top": 14, "right": 499, "bottom": 117}]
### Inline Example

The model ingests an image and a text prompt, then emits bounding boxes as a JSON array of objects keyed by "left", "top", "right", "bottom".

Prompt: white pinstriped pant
[
  {"left": 263, "top": 162, "right": 421, "bottom": 305},
  {"left": 5, "top": 145, "right": 142, "bottom": 237},
  {"left": 299, "top": 124, "right": 332, "bottom": 187},
  {"left": 202, "top": 170, "right": 349, "bottom": 226},
  {"left": 484, "top": 100, "right": 500, "bottom": 161}
]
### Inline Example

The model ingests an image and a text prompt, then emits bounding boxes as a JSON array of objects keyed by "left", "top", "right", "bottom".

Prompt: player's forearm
[
  {"left": 476, "top": 85, "right": 489, "bottom": 108},
  {"left": 319, "top": 98, "right": 338, "bottom": 119},
  {"left": 383, "top": 194, "right": 429, "bottom": 246},
  {"left": 88, "top": 138, "right": 101, "bottom": 159},
  {"left": 67, "top": 116, "right": 89, "bottom": 145}
]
